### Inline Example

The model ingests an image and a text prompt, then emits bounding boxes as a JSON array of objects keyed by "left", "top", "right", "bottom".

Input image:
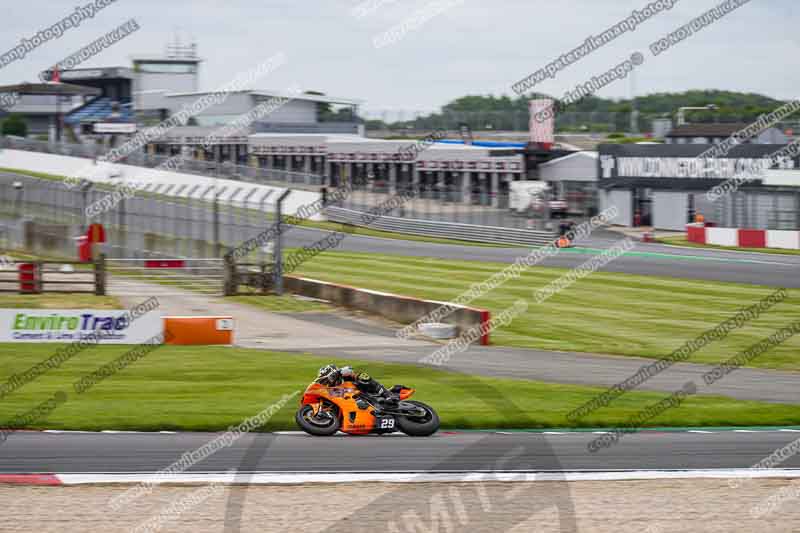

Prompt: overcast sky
[{"left": 0, "top": 0, "right": 796, "bottom": 117}]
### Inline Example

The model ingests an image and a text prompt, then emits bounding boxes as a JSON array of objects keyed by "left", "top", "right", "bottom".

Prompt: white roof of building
[
  {"left": 164, "top": 89, "right": 363, "bottom": 106},
  {"left": 763, "top": 170, "right": 800, "bottom": 187},
  {"left": 538, "top": 151, "right": 598, "bottom": 168}
]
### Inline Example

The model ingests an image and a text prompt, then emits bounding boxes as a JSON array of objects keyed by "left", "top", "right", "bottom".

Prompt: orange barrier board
[{"left": 163, "top": 316, "right": 234, "bottom": 345}]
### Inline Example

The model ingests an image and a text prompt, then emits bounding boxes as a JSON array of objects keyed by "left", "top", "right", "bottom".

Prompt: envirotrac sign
[{"left": 0, "top": 309, "right": 162, "bottom": 344}]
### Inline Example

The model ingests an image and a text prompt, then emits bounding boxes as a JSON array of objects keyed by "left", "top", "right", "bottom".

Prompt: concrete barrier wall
[
  {"left": 706, "top": 227, "right": 738, "bottom": 247},
  {"left": 767, "top": 230, "right": 800, "bottom": 250},
  {"left": 285, "top": 275, "right": 491, "bottom": 345}
]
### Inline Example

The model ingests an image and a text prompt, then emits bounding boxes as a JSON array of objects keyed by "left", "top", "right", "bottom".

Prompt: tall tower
[{"left": 132, "top": 37, "right": 202, "bottom": 112}]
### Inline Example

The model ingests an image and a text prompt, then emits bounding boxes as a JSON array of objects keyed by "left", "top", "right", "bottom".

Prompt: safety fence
[
  {"left": 326, "top": 206, "right": 556, "bottom": 246},
  {"left": 106, "top": 258, "right": 227, "bottom": 297},
  {"left": 0, "top": 259, "right": 100, "bottom": 295},
  {"left": 0, "top": 175, "right": 277, "bottom": 262},
  {"left": 0, "top": 256, "right": 228, "bottom": 297}
]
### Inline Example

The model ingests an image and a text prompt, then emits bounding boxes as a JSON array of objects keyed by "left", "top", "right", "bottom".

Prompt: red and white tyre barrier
[{"left": 687, "top": 224, "right": 800, "bottom": 250}]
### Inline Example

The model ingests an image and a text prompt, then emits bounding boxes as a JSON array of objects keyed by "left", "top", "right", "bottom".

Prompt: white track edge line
[{"left": 49, "top": 469, "right": 800, "bottom": 485}]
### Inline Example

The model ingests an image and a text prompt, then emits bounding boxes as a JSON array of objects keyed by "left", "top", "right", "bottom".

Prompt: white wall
[
  {"left": 160, "top": 93, "right": 318, "bottom": 125},
  {"left": 706, "top": 227, "right": 738, "bottom": 247},
  {"left": 599, "top": 190, "right": 632, "bottom": 226},
  {"left": 766, "top": 230, "right": 800, "bottom": 250},
  {"left": 0, "top": 149, "right": 322, "bottom": 219},
  {"left": 538, "top": 152, "right": 599, "bottom": 183},
  {"left": 652, "top": 192, "right": 688, "bottom": 231}
]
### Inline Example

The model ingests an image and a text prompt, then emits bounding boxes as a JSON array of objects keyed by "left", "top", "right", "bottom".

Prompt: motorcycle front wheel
[
  {"left": 295, "top": 403, "right": 341, "bottom": 436},
  {"left": 396, "top": 401, "right": 440, "bottom": 437}
]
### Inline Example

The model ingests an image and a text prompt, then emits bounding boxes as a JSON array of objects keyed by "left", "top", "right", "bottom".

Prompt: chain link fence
[
  {"left": 330, "top": 180, "right": 592, "bottom": 231},
  {"left": 0, "top": 174, "right": 280, "bottom": 262}
]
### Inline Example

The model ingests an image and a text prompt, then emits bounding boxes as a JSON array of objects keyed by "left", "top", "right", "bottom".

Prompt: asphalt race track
[
  {"left": 285, "top": 226, "right": 800, "bottom": 288},
  {"left": 4, "top": 430, "right": 800, "bottom": 473}
]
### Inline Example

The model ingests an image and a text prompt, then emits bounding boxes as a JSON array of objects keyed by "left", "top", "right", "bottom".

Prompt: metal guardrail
[{"left": 325, "top": 206, "right": 556, "bottom": 247}]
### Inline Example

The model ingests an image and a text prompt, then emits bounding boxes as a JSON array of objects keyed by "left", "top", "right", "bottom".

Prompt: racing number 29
[{"left": 380, "top": 419, "right": 395, "bottom": 429}]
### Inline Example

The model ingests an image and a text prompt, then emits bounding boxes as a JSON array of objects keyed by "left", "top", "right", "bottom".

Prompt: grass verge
[
  {"left": 228, "top": 294, "right": 332, "bottom": 313},
  {"left": 288, "top": 250, "right": 800, "bottom": 371},
  {"left": 0, "top": 294, "right": 120, "bottom": 309},
  {"left": 0, "top": 344, "right": 797, "bottom": 432}
]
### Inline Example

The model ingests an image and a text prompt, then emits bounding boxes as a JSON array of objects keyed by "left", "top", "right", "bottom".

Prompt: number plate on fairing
[{"left": 376, "top": 416, "right": 396, "bottom": 431}]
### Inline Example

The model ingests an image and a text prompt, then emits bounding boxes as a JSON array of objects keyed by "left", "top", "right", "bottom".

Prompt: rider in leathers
[{"left": 317, "top": 364, "right": 400, "bottom": 406}]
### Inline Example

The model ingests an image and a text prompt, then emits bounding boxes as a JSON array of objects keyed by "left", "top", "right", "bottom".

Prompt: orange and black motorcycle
[{"left": 295, "top": 376, "right": 440, "bottom": 437}]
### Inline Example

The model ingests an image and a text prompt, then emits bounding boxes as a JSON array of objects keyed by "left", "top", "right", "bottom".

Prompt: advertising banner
[{"left": 0, "top": 309, "right": 162, "bottom": 344}]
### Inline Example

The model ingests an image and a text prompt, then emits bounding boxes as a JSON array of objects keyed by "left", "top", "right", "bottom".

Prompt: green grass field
[
  {"left": 0, "top": 294, "right": 121, "bottom": 309},
  {"left": 0, "top": 344, "right": 797, "bottom": 432},
  {"left": 288, "top": 250, "right": 800, "bottom": 371},
  {"left": 229, "top": 294, "right": 332, "bottom": 313}
]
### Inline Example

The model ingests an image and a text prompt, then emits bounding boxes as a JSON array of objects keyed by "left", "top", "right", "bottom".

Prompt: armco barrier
[
  {"left": 687, "top": 224, "right": 800, "bottom": 250},
  {"left": 284, "top": 276, "right": 492, "bottom": 345},
  {"left": 325, "top": 206, "right": 556, "bottom": 247}
]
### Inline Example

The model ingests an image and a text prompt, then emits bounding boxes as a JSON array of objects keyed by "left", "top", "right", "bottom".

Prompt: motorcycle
[{"left": 295, "top": 377, "right": 440, "bottom": 437}]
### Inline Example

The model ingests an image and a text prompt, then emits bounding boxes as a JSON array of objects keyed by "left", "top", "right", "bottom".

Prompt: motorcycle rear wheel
[
  {"left": 396, "top": 401, "right": 440, "bottom": 437},
  {"left": 296, "top": 403, "right": 341, "bottom": 436}
]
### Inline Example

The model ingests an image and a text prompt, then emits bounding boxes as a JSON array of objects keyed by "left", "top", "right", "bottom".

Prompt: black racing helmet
[{"left": 317, "top": 364, "right": 342, "bottom": 385}]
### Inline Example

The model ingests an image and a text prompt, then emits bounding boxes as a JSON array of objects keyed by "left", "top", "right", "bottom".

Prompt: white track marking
[{"left": 51, "top": 469, "right": 800, "bottom": 486}]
